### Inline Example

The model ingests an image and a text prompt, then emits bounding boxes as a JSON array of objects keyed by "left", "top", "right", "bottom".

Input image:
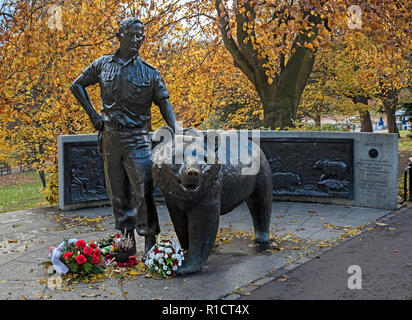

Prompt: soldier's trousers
[{"left": 100, "top": 126, "right": 160, "bottom": 236}]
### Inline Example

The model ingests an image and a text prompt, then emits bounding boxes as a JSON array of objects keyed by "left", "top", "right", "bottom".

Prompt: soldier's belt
[{"left": 105, "top": 123, "right": 141, "bottom": 131}]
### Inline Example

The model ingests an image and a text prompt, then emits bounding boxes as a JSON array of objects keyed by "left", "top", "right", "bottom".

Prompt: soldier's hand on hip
[{"left": 91, "top": 113, "right": 104, "bottom": 131}]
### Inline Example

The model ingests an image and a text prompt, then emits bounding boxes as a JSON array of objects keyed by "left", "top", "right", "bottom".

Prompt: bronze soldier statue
[{"left": 70, "top": 17, "right": 179, "bottom": 255}]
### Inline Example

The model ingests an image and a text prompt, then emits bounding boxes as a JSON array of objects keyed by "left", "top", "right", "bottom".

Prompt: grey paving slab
[
  {"left": 287, "top": 203, "right": 356, "bottom": 216},
  {"left": 58, "top": 206, "right": 113, "bottom": 218},
  {"left": 343, "top": 208, "right": 390, "bottom": 222},
  {"left": 222, "top": 294, "right": 241, "bottom": 300},
  {"left": 0, "top": 280, "right": 46, "bottom": 300},
  {"left": 0, "top": 260, "right": 47, "bottom": 281},
  {"left": 272, "top": 202, "right": 293, "bottom": 213},
  {"left": 309, "top": 228, "right": 346, "bottom": 242},
  {"left": 122, "top": 254, "right": 290, "bottom": 300},
  {"left": 271, "top": 224, "right": 323, "bottom": 239},
  {"left": 303, "top": 215, "right": 348, "bottom": 227},
  {"left": 271, "top": 214, "right": 311, "bottom": 227},
  {"left": 43, "top": 279, "right": 125, "bottom": 300},
  {"left": 252, "top": 277, "right": 275, "bottom": 286},
  {"left": 0, "top": 201, "right": 394, "bottom": 300}
]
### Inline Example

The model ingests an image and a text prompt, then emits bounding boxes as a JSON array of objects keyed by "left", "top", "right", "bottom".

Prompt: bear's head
[{"left": 152, "top": 127, "right": 221, "bottom": 201}]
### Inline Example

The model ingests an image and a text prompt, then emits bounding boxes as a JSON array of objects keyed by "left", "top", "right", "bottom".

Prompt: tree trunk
[
  {"left": 39, "top": 170, "right": 46, "bottom": 189},
  {"left": 260, "top": 58, "right": 315, "bottom": 129},
  {"left": 353, "top": 96, "right": 373, "bottom": 132},
  {"left": 215, "top": 0, "right": 319, "bottom": 130},
  {"left": 260, "top": 38, "right": 316, "bottom": 130},
  {"left": 261, "top": 97, "right": 296, "bottom": 129},
  {"left": 380, "top": 88, "right": 400, "bottom": 137},
  {"left": 314, "top": 113, "right": 321, "bottom": 127},
  {"left": 359, "top": 110, "right": 373, "bottom": 132},
  {"left": 384, "top": 104, "right": 399, "bottom": 136}
]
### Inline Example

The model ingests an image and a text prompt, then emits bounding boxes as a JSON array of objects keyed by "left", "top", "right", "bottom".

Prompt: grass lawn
[
  {"left": 0, "top": 171, "right": 49, "bottom": 213},
  {"left": 399, "top": 130, "right": 412, "bottom": 152},
  {"left": 398, "top": 131, "right": 412, "bottom": 201}
]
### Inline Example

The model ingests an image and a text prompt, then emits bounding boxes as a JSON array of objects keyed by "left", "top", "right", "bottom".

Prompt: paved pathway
[
  {"left": 239, "top": 205, "right": 412, "bottom": 300},
  {"left": 0, "top": 201, "right": 393, "bottom": 300}
]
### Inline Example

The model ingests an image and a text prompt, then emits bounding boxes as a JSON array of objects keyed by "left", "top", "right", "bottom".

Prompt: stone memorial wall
[{"left": 58, "top": 131, "right": 398, "bottom": 211}]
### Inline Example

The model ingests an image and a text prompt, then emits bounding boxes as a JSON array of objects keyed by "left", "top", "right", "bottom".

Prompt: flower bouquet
[
  {"left": 49, "top": 239, "right": 105, "bottom": 276},
  {"left": 110, "top": 231, "right": 137, "bottom": 263},
  {"left": 96, "top": 233, "right": 139, "bottom": 268},
  {"left": 61, "top": 240, "right": 105, "bottom": 275},
  {"left": 96, "top": 234, "right": 116, "bottom": 256},
  {"left": 48, "top": 233, "right": 141, "bottom": 278},
  {"left": 145, "top": 237, "right": 184, "bottom": 278},
  {"left": 115, "top": 256, "right": 139, "bottom": 268}
]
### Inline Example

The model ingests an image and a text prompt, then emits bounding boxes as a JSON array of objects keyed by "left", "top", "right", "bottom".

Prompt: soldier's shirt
[{"left": 78, "top": 49, "right": 170, "bottom": 128}]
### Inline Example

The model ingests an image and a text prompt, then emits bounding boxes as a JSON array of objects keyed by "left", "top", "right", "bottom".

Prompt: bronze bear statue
[{"left": 152, "top": 128, "right": 272, "bottom": 275}]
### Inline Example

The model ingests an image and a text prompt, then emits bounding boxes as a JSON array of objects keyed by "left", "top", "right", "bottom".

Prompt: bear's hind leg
[
  {"left": 246, "top": 196, "right": 271, "bottom": 243},
  {"left": 246, "top": 180, "right": 272, "bottom": 243}
]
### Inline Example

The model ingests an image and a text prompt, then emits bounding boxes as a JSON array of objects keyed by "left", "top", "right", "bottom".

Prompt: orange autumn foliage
[{"left": 0, "top": 0, "right": 410, "bottom": 203}]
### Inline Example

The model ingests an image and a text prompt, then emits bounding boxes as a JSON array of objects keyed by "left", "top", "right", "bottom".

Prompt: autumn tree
[
  {"left": 210, "top": 0, "right": 328, "bottom": 129},
  {"left": 180, "top": 0, "right": 411, "bottom": 129},
  {"left": 374, "top": 50, "right": 411, "bottom": 135},
  {"left": 0, "top": 0, "right": 206, "bottom": 202},
  {"left": 0, "top": 0, "right": 258, "bottom": 202},
  {"left": 400, "top": 89, "right": 412, "bottom": 132},
  {"left": 156, "top": 38, "right": 263, "bottom": 130},
  {"left": 321, "top": 34, "right": 378, "bottom": 132},
  {"left": 0, "top": 0, "right": 122, "bottom": 190},
  {"left": 298, "top": 44, "right": 342, "bottom": 127},
  {"left": 1, "top": 0, "right": 410, "bottom": 204},
  {"left": 299, "top": 24, "right": 410, "bottom": 133}
]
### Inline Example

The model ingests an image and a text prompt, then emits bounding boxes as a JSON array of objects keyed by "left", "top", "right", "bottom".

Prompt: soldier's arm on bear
[
  {"left": 157, "top": 98, "right": 181, "bottom": 133},
  {"left": 153, "top": 72, "right": 181, "bottom": 133}
]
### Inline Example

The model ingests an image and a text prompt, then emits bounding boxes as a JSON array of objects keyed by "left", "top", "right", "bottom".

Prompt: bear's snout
[
  {"left": 179, "top": 167, "right": 201, "bottom": 191},
  {"left": 187, "top": 168, "right": 200, "bottom": 176}
]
